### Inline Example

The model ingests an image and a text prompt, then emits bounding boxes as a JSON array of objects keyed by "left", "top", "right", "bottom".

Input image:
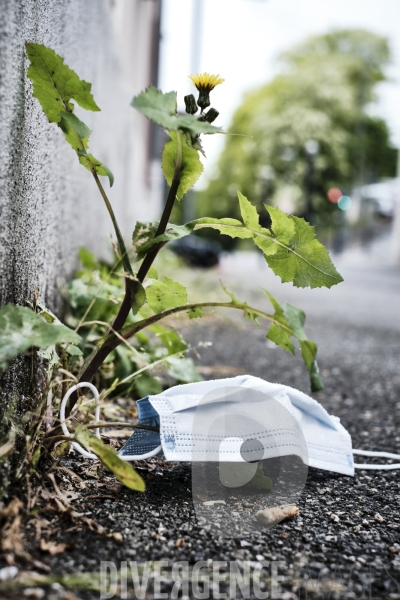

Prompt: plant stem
[
  {"left": 76, "top": 301, "right": 280, "bottom": 385},
  {"left": 64, "top": 135, "right": 183, "bottom": 417}
]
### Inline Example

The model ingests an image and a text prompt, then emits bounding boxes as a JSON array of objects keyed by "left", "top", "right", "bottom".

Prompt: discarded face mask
[{"left": 60, "top": 376, "right": 400, "bottom": 472}]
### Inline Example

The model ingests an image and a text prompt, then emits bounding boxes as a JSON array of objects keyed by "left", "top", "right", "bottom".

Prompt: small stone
[
  {"left": 256, "top": 554, "right": 265, "bottom": 562},
  {"left": 112, "top": 532, "right": 123, "bottom": 542},
  {"left": 330, "top": 514, "right": 340, "bottom": 523},
  {"left": 362, "top": 519, "right": 369, "bottom": 526},
  {"left": 374, "top": 513, "right": 384, "bottom": 522},
  {"left": 0, "top": 566, "right": 18, "bottom": 581}
]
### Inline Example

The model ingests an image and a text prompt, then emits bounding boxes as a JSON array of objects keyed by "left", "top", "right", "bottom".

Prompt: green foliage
[
  {"left": 131, "top": 86, "right": 222, "bottom": 136},
  {"left": 162, "top": 132, "right": 204, "bottom": 200},
  {"left": 219, "top": 284, "right": 322, "bottom": 391},
  {"left": 195, "top": 192, "right": 343, "bottom": 289},
  {"left": 65, "top": 250, "right": 201, "bottom": 396},
  {"left": 145, "top": 277, "right": 188, "bottom": 313},
  {"left": 133, "top": 221, "right": 197, "bottom": 259},
  {"left": 25, "top": 43, "right": 113, "bottom": 187},
  {"left": 74, "top": 426, "right": 145, "bottom": 491},
  {"left": 198, "top": 29, "right": 397, "bottom": 231},
  {"left": 0, "top": 305, "right": 81, "bottom": 372},
  {"left": 263, "top": 291, "right": 323, "bottom": 391}
]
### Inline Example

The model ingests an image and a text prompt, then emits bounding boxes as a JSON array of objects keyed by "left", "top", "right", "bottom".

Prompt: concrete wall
[
  {"left": 0, "top": 0, "right": 162, "bottom": 500},
  {"left": 0, "top": 0, "right": 162, "bottom": 310}
]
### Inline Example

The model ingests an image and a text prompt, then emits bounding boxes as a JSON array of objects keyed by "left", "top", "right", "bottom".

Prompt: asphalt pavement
[{"left": 5, "top": 236, "right": 400, "bottom": 600}]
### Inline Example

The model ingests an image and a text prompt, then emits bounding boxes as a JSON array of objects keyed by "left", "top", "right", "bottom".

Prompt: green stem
[
  {"left": 63, "top": 134, "right": 183, "bottom": 417},
  {"left": 76, "top": 300, "right": 285, "bottom": 384},
  {"left": 92, "top": 172, "right": 133, "bottom": 276}
]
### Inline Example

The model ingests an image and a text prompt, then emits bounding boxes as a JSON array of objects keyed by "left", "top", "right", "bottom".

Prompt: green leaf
[
  {"left": 78, "top": 247, "right": 98, "bottom": 270},
  {"left": 162, "top": 132, "right": 203, "bottom": 200},
  {"left": 146, "top": 277, "right": 187, "bottom": 313},
  {"left": 59, "top": 111, "right": 91, "bottom": 139},
  {"left": 237, "top": 190, "right": 262, "bottom": 231},
  {"left": 248, "top": 461, "right": 273, "bottom": 490},
  {"left": 221, "top": 283, "right": 258, "bottom": 322},
  {"left": 0, "top": 305, "right": 81, "bottom": 372},
  {"left": 132, "top": 221, "right": 159, "bottom": 261},
  {"left": 149, "top": 324, "right": 187, "bottom": 353},
  {"left": 193, "top": 191, "right": 343, "bottom": 289},
  {"left": 283, "top": 303, "right": 323, "bottom": 391},
  {"left": 131, "top": 86, "right": 222, "bottom": 136},
  {"left": 135, "top": 372, "right": 163, "bottom": 398},
  {"left": 131, "top": 280, "right": 146, "bottom": 316},
  {"left": 134, "top": 221, "right": 197, "bottom": 259},
  {"left": 263, "top": 214, "right": 343, "bottom": 288},
  {"left": 75, "top": 426, "right": 145, "bottom": 492},
  {"left": 166, "top": 357, "right": 202, "bottom": 383},
  {"left": 25, "top": 44, "right": 114, "bottom": 186},
  {"left": 188, "top": 306, "right": 203, "bottom": 319},
  {"left": 25, "top": 43, "right": 100, "bottom": 124},
  {"left": 263, "top": 292, "right": 324, "bottom": 392},
  {"left": 64, "top": 344, "right": 83, "bottom": 357},
  {"left": 131, "top": 87, "right": 177, "bottom": 129},
  {"left": 78, "top": 153, "right": 114, "bottom": 187}
]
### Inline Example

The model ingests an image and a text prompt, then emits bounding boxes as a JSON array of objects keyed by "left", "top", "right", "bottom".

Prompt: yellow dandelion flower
[
  {"left": 188, "top": 72, "right": 225, "bottom": 92},
  {"left": 188, "top": 72, "right": 224, "bottom": 110}
]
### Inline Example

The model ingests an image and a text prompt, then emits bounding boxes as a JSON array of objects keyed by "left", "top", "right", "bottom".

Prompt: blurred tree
[{"left": 196, "top": 29, "right": 397, "bottom": 245}]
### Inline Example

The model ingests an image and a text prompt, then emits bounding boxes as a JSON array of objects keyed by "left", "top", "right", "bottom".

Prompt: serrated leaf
[
  {"left": 75, "top": 426, "right": 145, "bottom": 491},
  {"left": 131, "top": 86, "right": 222, "bottom": 136},
  {"left": 133, "top": 221, "right": 197, "bottom": 260},
  {"left": 132, "top": 221, "right": 159, "bottom": 261},
  {"left": 25, "top": 44, "right": 115, "bottom": 187},
  {"left": 262, "top": 292, "right": 323, "bottom": 392},
  {"left": 78, "top": 153, "right": 114, "bottom": 187},
  {"left": 131, "top": 87, "right": 177, "bottom": 129},
  {"left": 146, "top": 277, "right": 187, "bottom": 313},
  {"left": 25, "top": 43, "right": 100, "bottom": 124},
  {"left": 162, "top": 132, "right": 203, "bottom": 201},
  {"left": 237, "top": 190, "right": 261, "bottom": 231},
  {"left": 0, "top": 305, "right": 81, "bottom": 372},
  {"left": 193, "top": 192, "right": 343, "bottom": 289}
]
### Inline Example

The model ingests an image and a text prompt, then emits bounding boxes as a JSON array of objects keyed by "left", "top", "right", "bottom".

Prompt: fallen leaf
[
  {"left": 0, "top": 497, "right": 24, "bottom": 554},
  {"left": 40, "top": 539, "right": 70, "bottom": 555},
  {"left": 255, "top": 504, "right": 299, "bottom": 526}
]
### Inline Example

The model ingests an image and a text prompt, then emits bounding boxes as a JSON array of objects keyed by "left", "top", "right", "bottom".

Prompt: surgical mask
[{"left": 60, "top": 376, "right": 400, "bottom": 472}]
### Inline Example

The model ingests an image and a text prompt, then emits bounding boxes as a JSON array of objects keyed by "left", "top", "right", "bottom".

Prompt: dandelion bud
[
  {"left": 184, "top": 94, "right": 198, "bottom": 115},
  {"left": 197, "top": 91, "right": 211, "bottom": 110},
  {"left": 198, "top": 108, "right": 219, "bottom": 123}
]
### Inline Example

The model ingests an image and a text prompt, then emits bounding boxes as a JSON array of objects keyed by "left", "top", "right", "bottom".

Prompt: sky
[{"left": 159, "top": 0, "right": 400, "bottom": 188}]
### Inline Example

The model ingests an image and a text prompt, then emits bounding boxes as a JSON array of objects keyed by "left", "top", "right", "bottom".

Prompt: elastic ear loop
[
  {"left": 60, "top": 383, "right": 162, "bottom": 461},
  {"left": 353, "top": 449, "right": 400, "bottom": 470}
]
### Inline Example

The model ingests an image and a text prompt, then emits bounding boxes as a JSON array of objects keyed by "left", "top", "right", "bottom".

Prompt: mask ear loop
[
  {"left": 60, "top": 383, "right": 162, "bottom": 461},
  {"left": 60, "top": 382, "right": 101, "bottom": 460},
  {"left": 353, "top": 449, "right": 400, "bottom": 470}
]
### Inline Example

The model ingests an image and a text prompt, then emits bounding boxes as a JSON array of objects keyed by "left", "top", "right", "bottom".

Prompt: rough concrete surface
[{"left": 0, "top": 0, "right": 161, "bottom": 499}]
